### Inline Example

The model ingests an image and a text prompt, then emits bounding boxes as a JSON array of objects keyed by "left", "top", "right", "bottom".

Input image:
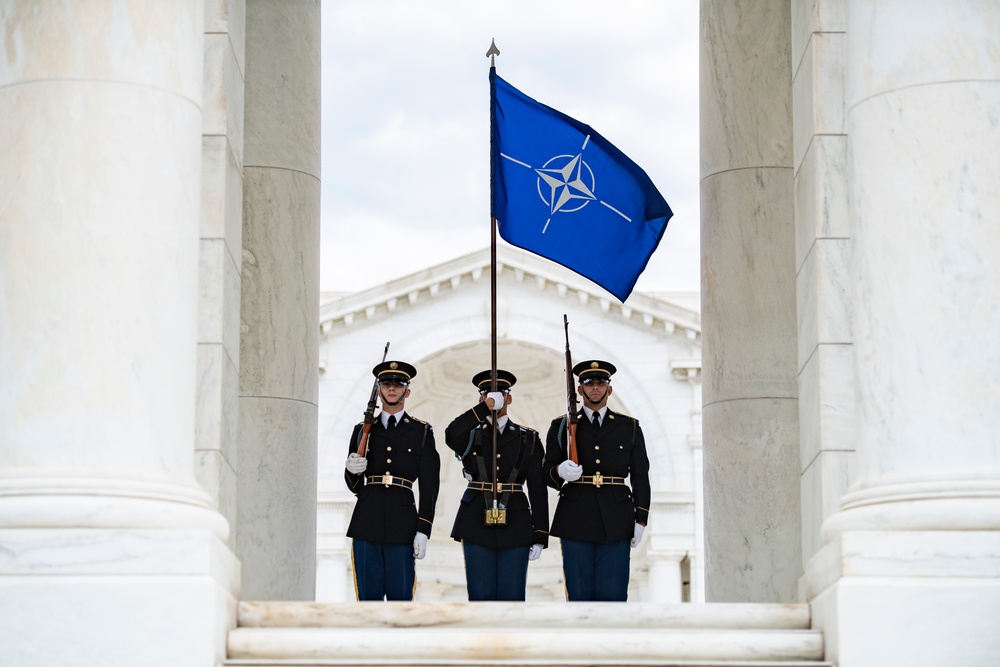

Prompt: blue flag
[{"left": 490, "top": 68, "right": 672, "bottom": 302}]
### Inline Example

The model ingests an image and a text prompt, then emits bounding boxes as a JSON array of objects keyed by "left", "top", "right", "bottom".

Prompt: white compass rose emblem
[
  {"left": 499, "top": 134, "right": 633, "bottom": 234},
  {"left": 535, "top": 154, "right": 596, "bottom": 214}
]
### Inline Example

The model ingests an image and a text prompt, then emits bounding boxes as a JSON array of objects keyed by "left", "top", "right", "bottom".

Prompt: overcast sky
[{"left": 320, "top": 0, "right": 700, "bottom": 297}]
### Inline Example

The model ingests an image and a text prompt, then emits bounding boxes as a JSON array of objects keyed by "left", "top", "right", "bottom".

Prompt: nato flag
[{"left": 490, "top": 68, "right": 673, "bottom": 302}]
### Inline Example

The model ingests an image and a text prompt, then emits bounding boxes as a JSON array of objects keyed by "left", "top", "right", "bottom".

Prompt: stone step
[
  {"left": 228, "top": 663, "right": 832, "bottom": 667},
  {"left": 225, "top": 602, "right": 833, "bottom": 666}
]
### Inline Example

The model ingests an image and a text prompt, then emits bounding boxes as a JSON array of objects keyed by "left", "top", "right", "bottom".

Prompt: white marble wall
[
  {"left": 0, "top": 2, "right": 237, "bottom": 665},
  {"left": 700, "top": 0, "right": 802, "bottom": 602},
  {"left": 197, "top": 0, "right": 246, "bottom": 551},
  {"left": 791, "top": 0, "right": 857, "bottom": 566},
  {"left": 237, "top": 0, "right": 321, "bottom": 600}
]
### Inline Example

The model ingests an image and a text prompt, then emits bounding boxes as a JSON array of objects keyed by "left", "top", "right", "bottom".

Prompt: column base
[
  {"left": 804, "top": 530, "right": 1000, "bottom": 666},
  {"left": 822, "top": 480, "right": 1000, "bottom": 540},
  {"left": 0, "top": 477, "right": 229, "bottom": 539},
  {"left": 0, "top": 528, "right": 239, "bottom": 667}
]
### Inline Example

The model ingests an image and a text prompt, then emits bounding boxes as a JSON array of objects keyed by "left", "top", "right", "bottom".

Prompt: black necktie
[
  {"left": 592, "top": 412, "right": 600, "bottom": 429},
  {"left": 387, "top": 415, "right": 396, "bottom": 429}
]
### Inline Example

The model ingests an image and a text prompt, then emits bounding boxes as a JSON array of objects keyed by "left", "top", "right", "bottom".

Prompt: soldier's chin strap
[
  {"left": 583, "top": 387, "right": 610, "bottom": 407},
  {"left": 378, "top": 386, "right": 405, "bottom": 408}
]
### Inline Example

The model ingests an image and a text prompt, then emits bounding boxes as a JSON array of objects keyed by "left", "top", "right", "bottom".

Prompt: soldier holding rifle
[
  {"left": 544, "top": 319, "right": 651, "bottom": 601},
  {"left": 344, "top": 358, "right": 440, "bottom": 601},
  {"left": 445, "top": 369, "right": 548, "bottom": 601}
]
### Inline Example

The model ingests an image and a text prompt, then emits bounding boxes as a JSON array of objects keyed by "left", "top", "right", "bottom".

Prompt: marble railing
[{"left": 226, "top": 601, "right": 831, "bottom": 666}]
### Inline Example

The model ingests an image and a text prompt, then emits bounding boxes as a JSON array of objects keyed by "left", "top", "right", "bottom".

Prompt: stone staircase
[{"left": 225, "top": 601, "right": 834, "bottom": 666}]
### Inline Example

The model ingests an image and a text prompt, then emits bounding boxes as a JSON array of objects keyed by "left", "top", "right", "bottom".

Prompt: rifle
[
  {"left": 563, "top": 315, "right": 579, "bottom": 464},
  {"left": 356, "top": 341, "right": 390, "bottom": 458}
]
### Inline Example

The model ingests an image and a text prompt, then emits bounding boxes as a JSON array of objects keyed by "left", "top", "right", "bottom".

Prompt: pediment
[{"left": 320, "top": 246, "right": 700, "bottom": 344}]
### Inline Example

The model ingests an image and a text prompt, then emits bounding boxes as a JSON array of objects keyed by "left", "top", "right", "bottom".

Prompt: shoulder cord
[{"left": 456, "top": 429, "right": 476, "bottom": 461}]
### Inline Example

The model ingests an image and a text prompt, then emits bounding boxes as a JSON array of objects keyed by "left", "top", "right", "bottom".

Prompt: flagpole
[
  {"left": 490, "top": 214, "right": 499, "bottom": 515},
  {"left": 487, "top": 39, "right": 501, "bottom": 522}
]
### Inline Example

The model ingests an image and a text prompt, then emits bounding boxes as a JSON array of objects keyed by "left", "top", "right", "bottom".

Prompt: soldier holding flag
[{"left": 445, "top": 369, "right": 548, "bottom": 601}]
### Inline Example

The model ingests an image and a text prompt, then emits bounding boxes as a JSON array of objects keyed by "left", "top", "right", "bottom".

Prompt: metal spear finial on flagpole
[
  {"left": 486, "top": 39, "right": 500, "bottom": 67},
  {"left": 486, "top": 36, "right": 502, "bottom": 525}
]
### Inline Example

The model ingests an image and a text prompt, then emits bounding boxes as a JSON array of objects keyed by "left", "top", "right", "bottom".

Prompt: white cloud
[{"left": 322, "top": 0, "right": 701, "bottom": 295}]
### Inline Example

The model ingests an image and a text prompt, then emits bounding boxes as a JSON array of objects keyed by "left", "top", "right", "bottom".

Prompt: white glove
[
  {"left": 557, "top": 459, "right": 583, "bottom": 482},
  {"left": 485, "top": 391, "right": 505, "bottom": 410},
  {"left": 413, "top": 532, "right": 428, "bottom": 560},
  {"left": 345, "top": 452, "right": 367, "bottom": 475},
  {"left": 528, "top": 544, "right": 543, "bottom": 561},
  {"left": 631, "top": 523, "right": 645, "bottom": 549}
]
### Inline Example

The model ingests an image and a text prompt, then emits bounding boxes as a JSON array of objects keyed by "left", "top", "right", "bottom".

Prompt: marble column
[
  {"left": 808, "top": 2, "right": 1000, "bottom": 665},
  {"left": 689, "top": 425, "right": 706, "bottom": 603},
  {"left": 648, "top": 552, "right": 686, "bottom": 603},
  {"left": 700, "top": 0, "right": 802, "bottom": 601},
  {"left": 0, "top": 2, "right": 237, "bottom": 666},
  {"left": 237, "top": 0, "right": 321, "bottom": 600},
  {"left": 315, "top": 497, "right": 353, "bottom": 602},
  {"left": 673, "top": 364, "right": 706, "bottom": 603}
]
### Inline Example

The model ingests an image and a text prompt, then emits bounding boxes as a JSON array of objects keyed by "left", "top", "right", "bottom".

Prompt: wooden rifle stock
[
  {"left": 357, "top": 341, "right": 390, "bottom": 458},
  {"left": 563, "top": 315, "right": 579, "bottom": 464}
]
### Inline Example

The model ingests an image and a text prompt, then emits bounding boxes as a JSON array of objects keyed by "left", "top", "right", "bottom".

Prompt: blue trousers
[
  {"left": 560, "top": 538, "right": 630, "bottom": 601},
  {"left": 462, "top": 542, "right": 529, "bottom": 601},
  {"left": 352, "top": 539, "right": 415, "bottom": 601}
]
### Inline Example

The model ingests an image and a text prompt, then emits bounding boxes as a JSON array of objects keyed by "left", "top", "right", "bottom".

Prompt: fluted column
[
  {"left": 700, "top": 0, "right": 801, "bottom": 601},
  {"left": 0, "top": 2, "right": 236, "bottom": 665},
  {"left": 238, "top": 0, "right": 321, "bottom": 599}
]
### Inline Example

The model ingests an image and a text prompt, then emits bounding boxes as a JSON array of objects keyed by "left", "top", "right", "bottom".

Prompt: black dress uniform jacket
[
  {"left": 544, "top": 409, "right": 650, "bottom": 543},
  {"left": 345, "top": 412, "right": 440, "bottom": 544},
  {"left": 445, "top": 402, "right": 549, "bottom": 550}
]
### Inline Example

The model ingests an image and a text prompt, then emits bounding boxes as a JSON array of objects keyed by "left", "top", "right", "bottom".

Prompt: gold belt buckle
[
  {"left": 594, "top": 472, "right": 603, "bottom": 488},
  {"left": 384, "top": 474, "right": 393, "bottom": 487}
]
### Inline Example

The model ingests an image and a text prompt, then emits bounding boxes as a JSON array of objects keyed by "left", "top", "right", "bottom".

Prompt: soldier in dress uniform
[
  {"left": 344, "top": 360, "right": 441, "bottom": 601},
  {"left": 544, "top": 360, "right": 650, "bottom": 601},
  {"left": 445, "top": 369, "right": 548, "bottom": 601}
]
